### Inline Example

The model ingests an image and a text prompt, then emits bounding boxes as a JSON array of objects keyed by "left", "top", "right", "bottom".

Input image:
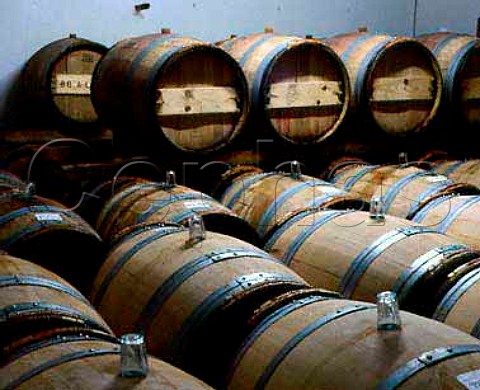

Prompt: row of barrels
[
  {"left": 2, "top": 170, "right": 480, "bottom": 388},
  {"left": 327, "top": 158, "right": 480, "bottom": 249},
  {"left": 19, "top": 29, "right": 479, "bottom": 154},
  {"left": 217, "top": 161, "right": 480, "bottom": 331},
  {"left": 218, "top": 158, "right": 480, "bottom": 247},
  {"left": 3, "top": 251, "right": 480, "bottom": 390},
  {"left": 0, "top": 253, "right": 214, "bottom": 389}
]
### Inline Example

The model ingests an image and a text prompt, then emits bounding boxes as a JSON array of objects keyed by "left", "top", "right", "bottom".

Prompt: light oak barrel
[
  {"left": 0, "top": 336, "right": 214, "bottom": 390},
  {"left": 412, "top": 195, "right": 480, "bottom": 250},
  {"left": 433, "top": 259, "right": 480, "bottom": 339},
  {"left": 0, "top": 253, "right": 113, "bottom": 361},
  {"left": 218, "top": 32, "right": 350, "bottom": 145},
  {"left": 90, "top": 225, "right": 307, "bottom": 387},
  {"left": 264, "top": 208, "right": 479, "bottom": 317},
  {"left": 418, "top": 32, "right": 480, "bottom": 128},
  {"left": 331, "top": 163, "right": 479, "bottom": 218},
  {"left": 227, "top": 296, "right": 480, "bottom": 390},
  {"left": 369, "top": 166, "right": 479, "bottom": 219},
  {"left": 96, "top": 181, "right": 259, "bottom": 246},
  {"left": 212, "top": 164, "right": 264, "bottom": 199},
  {"left": 0, "top": 191, "right": 104, "bottom": 293},
  {"left": 330, "top": 162, "right": 397, "bottom": 201},
  {"left": 433, "top": 159, "right": 480, "bottom": 188},
  {"left": 21, "top": 35, "right": 107, "bottom": 126},
  {"left": 221, "top": 169, "right": 367, "bottom": 239},
  {"left": 326, "top": 32, "right": 442, "bottom": 136},
  {"left": 92, "top": 32, "right": 249, "bottom": 153},
  {"left": 323, "top": 156, "right": 369, "bottom": 181}
]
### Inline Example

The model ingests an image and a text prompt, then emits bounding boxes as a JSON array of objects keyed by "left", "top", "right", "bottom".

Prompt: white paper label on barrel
[
  {"left": 52, "top": 74, "right": 92, "bottom": 95},
  {"left": 184, "top": 201, "right": 212, "bottom": 209},
  {"left": 457, "top": 370, "right": 480, "bottom": 389},
  {"left": 427, "top": 175, "right": 449, "bottom": 183},
  {"left": 320, "top": 186, "right": 344, "bottom": 195},
  {"left": 35, "top": 213, "right": 63, "bottom": 222}
]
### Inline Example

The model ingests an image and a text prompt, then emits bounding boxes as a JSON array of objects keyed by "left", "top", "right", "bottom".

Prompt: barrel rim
[
  {"left": 448, "top": 39, "right": 480, "bottom": 110},
  {"left": 261, "top": 39, "right": 351, "bottom": 145},
  {"left": 363, "top": 37, "right": 444, "bottom": 135},
  {"left": 147, "top": 43, "right": 250, "bottom": 153},
  {"left": 407, "top": 185, "right": 480, "bottom": 220},
  {"left": 433, "top": 258, "right": 480, "bottom": 316},
  {"left": 24, "top": 36, "right": 108, "bottom": 126}
]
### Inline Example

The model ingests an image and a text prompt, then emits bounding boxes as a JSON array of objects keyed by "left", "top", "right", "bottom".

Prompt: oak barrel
[
  {"left": 0, "top": 253, "right": 113, "bottom": 361},
  {"left": 76, "top": 176, "right": 150, "bottom": 225},
  {"left": 433, "top": 259, "right": 480, "bottom": 339},
  {"left": 1, "top": 336, "right": 214, "bottom": 390},
  {"left": 0, "top": 191, "right": 104, "bottom": 293},
  {"left": 221, "top": 169, "right": 367, "bottom": 239},
  {"left": 227, "top": 296, "right": 480, "bottom": 390},
  {"left": 90, "top": 225, "right": 307, "bottom": 386},
  {"left": 92, "top": 32, "right": 249, "bottom": 153},
  {"left": 369, "top": 166, "right": 479, "bottom": 219},
  {"left": 433, "top": 159, "right": 480, "bottom": 188},
  {"left": 21, "top": 35, "right": 107, "bottom": 126},
  {"left": 96, "top": 180, "right": 259, "bottom": 246},
  {"left": 218, "top": 32, "right": 350, "bottom": 145},
  {"left": 264, "top": 209, "right": 479, "bottom": 316},
  {"left": 412, "top": 195, "right": 480, "bottom": 250},
  {"left": 331, "top": 163, "right": 479, "bottom": 219},
  {"left": 418, "top": 32, "right": 480, "bottom": 128},
  {"left": 330, "top": 162, "right": 397, "bottom": 200},
  {"left": 213, "top": 164, "right": 264, "bottom": 199},
  {"left": 326, "top": 32, "right": 442, "bottom": 136}
]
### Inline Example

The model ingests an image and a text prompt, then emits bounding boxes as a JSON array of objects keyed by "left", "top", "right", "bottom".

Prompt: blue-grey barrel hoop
[
  {"left": 170, "top": 272, "right": 306, "bottom": 360},
  {"left": 257, "top": 179, "right": 331, "bottom": 237},
  {"left": 445, "top": 40, "right": 477, "bottom": 106},
  {"left": 254, "top": 305, "right": 374, "bottom": 390},
  {"left": 339, "top": 226, "right": 441, "bottom": 298},
  {"left": 3, "top": 348, "right": 120, "bottom": 390},
  {"left": 92, "top": 227, "right": 183, "bottom": 307},
  {"left": 376, "top": 345, "right": 480, "bottom": 390},
  {"left": 433, "top": 267, "right": 480, "bottom": 322}
]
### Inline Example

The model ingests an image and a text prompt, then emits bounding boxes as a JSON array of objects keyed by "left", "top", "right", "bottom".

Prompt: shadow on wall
[{"left": 1, "top": 71, "right": 29, "bottom": 130}]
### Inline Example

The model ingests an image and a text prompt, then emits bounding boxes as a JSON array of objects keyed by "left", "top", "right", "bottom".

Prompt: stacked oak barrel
[{"left": 1, "top": 27, "right": 480, "bottom": 390}]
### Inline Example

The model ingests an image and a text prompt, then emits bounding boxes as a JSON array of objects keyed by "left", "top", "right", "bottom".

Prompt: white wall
[
  {"left": 0, "top": 0, "right": 477, "bottom": 128},
  {"left": 415, "top": 0, "right": 479, "bottom": 35}
]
